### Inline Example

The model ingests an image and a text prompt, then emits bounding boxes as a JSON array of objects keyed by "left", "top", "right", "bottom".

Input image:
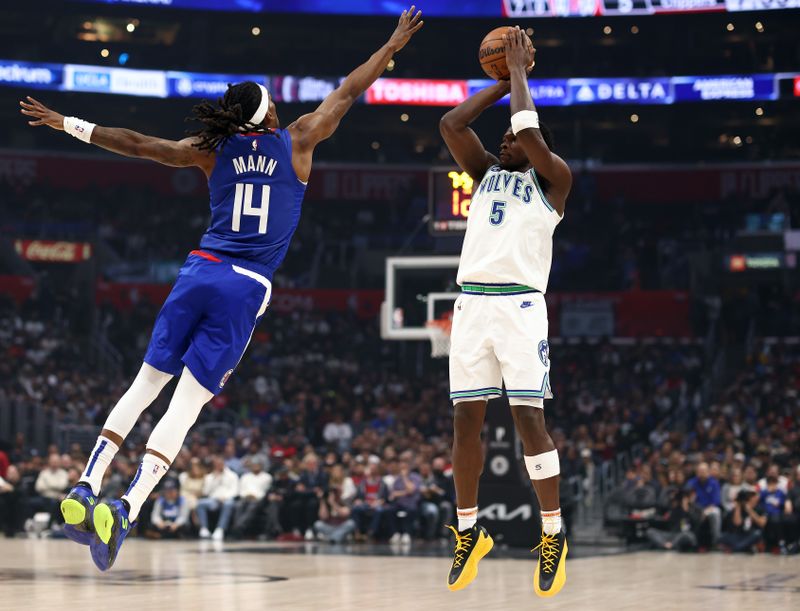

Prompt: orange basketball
[{"left": 479, "top": 26, "right": 534, "bottom": 80}]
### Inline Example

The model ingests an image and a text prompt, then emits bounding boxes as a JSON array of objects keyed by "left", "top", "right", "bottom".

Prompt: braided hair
[{"left": 187, "top": 81, "right": 272, "bottom": 152}]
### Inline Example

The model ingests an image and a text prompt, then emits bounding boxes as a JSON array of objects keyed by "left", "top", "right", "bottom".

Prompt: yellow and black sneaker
[
  {"left": 533, "top": 528, "right": 568, "bottom": 597},
  {"left": 446, "top": 524, "right": 494, "bottom": 592}
]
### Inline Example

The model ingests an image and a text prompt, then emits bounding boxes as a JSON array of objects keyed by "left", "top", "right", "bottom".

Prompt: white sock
[
  {"left": 457, "top": 506, "right": 478, "bottom": 531},
  {"left": 541, "top": 508, "right": 562, "bottom": 536},
  {"left": 79, "top": 435, "right": 119, "bottom": 496},
  {"left": 121, "top": 453, "right": 169, "bottom": 522}
]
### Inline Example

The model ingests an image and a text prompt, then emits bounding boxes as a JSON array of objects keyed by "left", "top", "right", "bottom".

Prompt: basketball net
[{"left": 425, "top": 317, "right": 452, "bottom": 358}]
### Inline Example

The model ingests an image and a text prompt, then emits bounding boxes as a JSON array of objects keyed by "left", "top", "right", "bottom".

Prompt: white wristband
[
  {"left": 63, "top": 116, "right": 96, "bottom": 143},
  {"left": 510, "top": 110, "right": 539, "bottom": 135}
]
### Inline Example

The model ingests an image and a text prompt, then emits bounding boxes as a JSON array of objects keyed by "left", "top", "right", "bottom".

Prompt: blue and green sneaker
[
  {"left": 90, "top": 499, "right": 134, "bottom": 571},
  {"left": 60, "top": 482, "right": 97, "bottom": 546}
]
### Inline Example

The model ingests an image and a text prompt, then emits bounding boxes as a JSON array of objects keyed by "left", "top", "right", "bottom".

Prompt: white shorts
[{"left": 449, "top": 288, "right": 552, "bottom": 406}]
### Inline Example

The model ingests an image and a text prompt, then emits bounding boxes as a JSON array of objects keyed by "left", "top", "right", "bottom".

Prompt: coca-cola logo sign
[{"left": 14, "top": 240, "right": 92, "bottom": 263}]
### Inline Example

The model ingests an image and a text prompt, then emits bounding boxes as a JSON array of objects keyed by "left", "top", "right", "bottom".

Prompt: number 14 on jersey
[{"left": 232, "top": 182, "right": 270, "bottom": 234}]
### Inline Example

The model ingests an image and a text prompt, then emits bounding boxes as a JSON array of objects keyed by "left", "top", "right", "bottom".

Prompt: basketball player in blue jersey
[{"left": 19, "top": 6, "right": 423, "bottom": 571}]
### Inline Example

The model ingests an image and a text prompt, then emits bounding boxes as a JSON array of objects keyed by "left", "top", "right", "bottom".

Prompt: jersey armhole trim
[
  {"left": 529, "top": 169, "right": 560, "bottom": 217},
  {"left": 280, "top": 128, "right": 308, "bottom": 187}
]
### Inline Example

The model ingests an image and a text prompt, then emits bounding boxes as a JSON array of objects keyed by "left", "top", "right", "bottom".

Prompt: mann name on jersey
[{"left": 232, "top": 153, "right": 278, "bottom": 176}]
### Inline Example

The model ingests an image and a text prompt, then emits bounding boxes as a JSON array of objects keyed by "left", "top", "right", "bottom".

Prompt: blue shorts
[{"left": 144, "top": 251, "right": 272, "bottom": 394}]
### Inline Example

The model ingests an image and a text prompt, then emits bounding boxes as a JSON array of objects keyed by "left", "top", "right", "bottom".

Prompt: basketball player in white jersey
[{"left": 439, "top": 27, "right": 571, "bottom": 597}]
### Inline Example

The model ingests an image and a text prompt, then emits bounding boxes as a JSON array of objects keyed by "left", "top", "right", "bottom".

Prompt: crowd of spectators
[
  {"left": 2, "top": 288, "right": 798, "bottom": 553},
  {"left": 604, "top": 339, "right": 800, "bottom": 554},
  {"left": 0, "top": 432, "right": 457, "bottom": 545}
]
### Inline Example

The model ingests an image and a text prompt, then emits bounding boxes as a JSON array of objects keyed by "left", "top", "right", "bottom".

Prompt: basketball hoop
[{"left": 425, "top": 317, "right": 452, "bottom": 358}]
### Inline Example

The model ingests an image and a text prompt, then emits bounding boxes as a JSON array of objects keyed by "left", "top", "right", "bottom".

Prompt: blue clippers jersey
[{"left": 199, "top": 129, "right": 306, "bottom": 280}]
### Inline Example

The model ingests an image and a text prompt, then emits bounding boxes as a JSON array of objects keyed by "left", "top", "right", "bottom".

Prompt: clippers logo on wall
[{"left": 14, "top": 240, "right": 92, "bottom": 263}]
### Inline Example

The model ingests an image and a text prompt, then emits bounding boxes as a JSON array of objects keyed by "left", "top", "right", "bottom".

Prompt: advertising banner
[
  {"left": 71, "top": 0, "right": 799, "bottom": 16},
  {"left": 14, "top": 240, "right": 92, "bottom": 263},
  {"left": 1, "top": 58, "right": 792, "bottom": 108}
]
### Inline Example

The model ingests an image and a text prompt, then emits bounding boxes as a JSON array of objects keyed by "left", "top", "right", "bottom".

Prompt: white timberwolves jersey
[{"left": 456, "top": 165, "right": 562, "bottom": 293}]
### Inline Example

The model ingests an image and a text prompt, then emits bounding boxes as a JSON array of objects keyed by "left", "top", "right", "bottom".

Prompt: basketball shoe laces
[
  {"left": 447, "top": 525, "right": 473, "bottom": 568},
  {"left": 532, "top": 533, "right": 559, "bottom": 573}
]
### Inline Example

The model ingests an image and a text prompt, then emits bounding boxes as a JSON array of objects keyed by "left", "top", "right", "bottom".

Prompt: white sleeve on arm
[
  {"left": 175, "top": 499, "right": 191, "bottom": 526},
  {"left": 151, "top": 498, "right": 164, "bottom": 527},
  {"left": 201, "top": 474, "right": 213, "bottom": 497},
  {"left": 221, "top": 470, "right": 239, "bottom": 500}
]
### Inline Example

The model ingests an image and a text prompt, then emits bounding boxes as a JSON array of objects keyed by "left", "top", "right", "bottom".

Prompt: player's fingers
[
  {"left": 26, "top": 95, "right": 43, "bottom": 107},
  {"left": 410, "top": 20, "right": 424, "bottom": 34},
  {"left": 28, "top": 119, "right": 44, "bottom": 126},
  {"left": 410, "top": 9, "right": 422, "bottom": 25}
]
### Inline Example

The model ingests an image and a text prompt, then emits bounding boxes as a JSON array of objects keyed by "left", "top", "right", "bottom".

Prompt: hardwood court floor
[{"left": 0, "top": 538, "right": 796, "bottom": 610}]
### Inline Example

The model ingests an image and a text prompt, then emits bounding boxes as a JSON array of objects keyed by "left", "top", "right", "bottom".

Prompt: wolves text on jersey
[{"left": 475, "top": 170, "right": 535, "bottom": 205}]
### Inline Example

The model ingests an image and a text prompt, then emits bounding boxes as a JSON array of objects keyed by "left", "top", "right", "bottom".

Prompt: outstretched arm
[
  {"left": 19, "top": 96, "right": 215, "bottom": 177},
  {"left": 504, "top": 27, "right": 571, "bottom": 214},
  {"left": 287, "top": 6, "right": 423, "bottom": 182},
  {"left": 439, "top": 80, "right": 510, "bottom": 182}
]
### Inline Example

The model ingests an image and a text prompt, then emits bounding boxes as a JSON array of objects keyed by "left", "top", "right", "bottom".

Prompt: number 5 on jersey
[
  {"left": 490, "top": 200, "right": 506, "bottom": 226},
  {"left": 232, "top": 182, "right": 270, "bottom": 234}
]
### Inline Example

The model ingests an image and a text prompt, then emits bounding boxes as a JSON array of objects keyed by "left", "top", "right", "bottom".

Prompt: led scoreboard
[{"left": 429, "top": 168, "right": 474, "bottom": 235}]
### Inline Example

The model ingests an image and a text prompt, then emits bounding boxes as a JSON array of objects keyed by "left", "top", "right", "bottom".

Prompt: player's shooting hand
[
  {"left": 19, "top": 96, "right": 64, "bottom": 130},
  {"left": 388, "top": 6, "right": 424, "bottom": 53},
  {"left": 502, "top": 27, "right": 535, "bottom": 74}
]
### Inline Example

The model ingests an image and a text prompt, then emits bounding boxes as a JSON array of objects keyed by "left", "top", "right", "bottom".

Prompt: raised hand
[
  {"left": 19, "top": 96, "right": 64, "bottom": 130},
  {"left": 502, "top": 26, "right": 535, "bottom": 74},
  {"left": 388, "top": 6, "right": 424, "bottom": 53}
]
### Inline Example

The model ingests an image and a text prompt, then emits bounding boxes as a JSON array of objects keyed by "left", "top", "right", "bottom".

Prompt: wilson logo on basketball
[{"left": 479, "top": 45, "right": 503, "bottom": 60}]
